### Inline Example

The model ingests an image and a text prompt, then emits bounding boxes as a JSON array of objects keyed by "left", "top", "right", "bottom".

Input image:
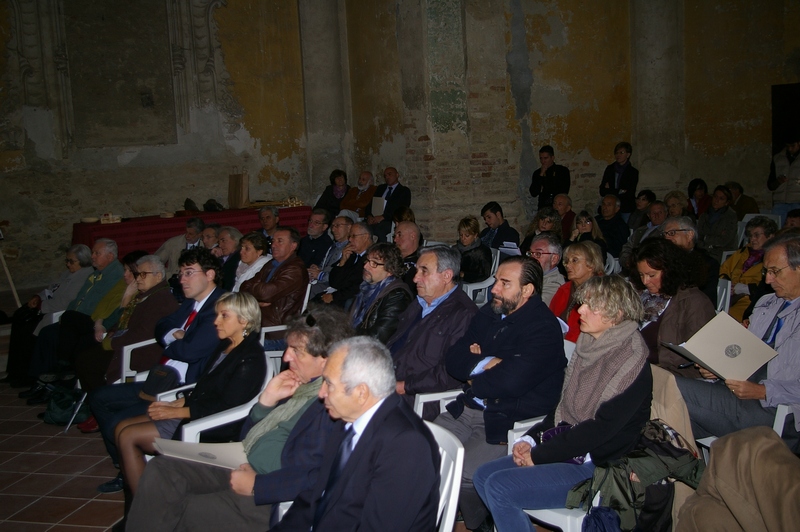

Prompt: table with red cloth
[{"left": 71, "top": 206, "right": 311, "bottom": 258}]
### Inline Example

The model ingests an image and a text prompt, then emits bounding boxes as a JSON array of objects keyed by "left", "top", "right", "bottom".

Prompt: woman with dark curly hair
[
  {"left": 632, "top": 238, "right": 715, "bottom": 378},
  {"left": 687, "top": 178, "right": 711, "bottom": 217},
  {"left": 520, "top": 207, "right": 562, "bottom": 252},
  {"left": 314, "top": 169, "right": 350, "bottom": 221}
]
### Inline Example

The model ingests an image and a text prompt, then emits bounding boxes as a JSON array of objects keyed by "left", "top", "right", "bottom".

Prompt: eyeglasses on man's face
[
  {"left": 662, "top": 229, "right": 691, "bottom": 238},
  {"left": 526, "top": 250, "right": 554, "bottom": 259}
]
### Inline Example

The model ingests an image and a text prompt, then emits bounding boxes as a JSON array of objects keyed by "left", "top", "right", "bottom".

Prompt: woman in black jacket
[
  {"left": 114, "top": 291, "right": 267, "bottom": 494},
  {"left": 474, "top": 275, "right": 652, "bottom": 532},
  {"left": 455, "top": 215, "right": 493, "bottom": 283}
]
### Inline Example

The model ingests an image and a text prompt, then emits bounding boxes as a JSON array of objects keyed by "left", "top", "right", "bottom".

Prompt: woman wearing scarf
[
  {"left": 633, "top": 239, "right": 715, "bottom": 378},
  {"left": 599, "top": 141, "right": 639, "bottom": 220},
  {"left": 232, "top": 232, "right": 272, "bottom": 292},
  {"left": 696, "top": 185, "right": 739, "bottom": 262},
  {"left": 719, "top": 216, "right": 779, "bottom": 322},
  {"left": 314, "top": 169, "right": 350, "bottom": 221},
  {"left": 350, "top": 243, "right": 412, "bottom": 344},
  {"left": 454, "top": 215, "right": 493, "bottom": 284},
  {"left": 473, "top": 275, "right": 652, "bottom": 532}
]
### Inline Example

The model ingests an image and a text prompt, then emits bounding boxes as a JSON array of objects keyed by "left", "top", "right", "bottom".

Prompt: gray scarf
[{"left": 555, "top": 320, "right": 647, "bottom": 425}]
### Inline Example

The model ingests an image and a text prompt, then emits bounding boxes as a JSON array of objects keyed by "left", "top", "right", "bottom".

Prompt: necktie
[
  {"left": 314, "top": 426, "right": 356, "bottom": 526},
  {"left": 384, "top": 186, "right": 393, "bottom": 201},
  {"left": 762, "top": 301, "right": 790, "bottom": 347},
  {"left": 160, "top": 309, "right": 198, "bottom": 364}
]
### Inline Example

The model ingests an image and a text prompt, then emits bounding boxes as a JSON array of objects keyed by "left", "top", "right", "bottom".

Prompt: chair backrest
[
  {"left": 563, "top": 340, "right": 576, "bottom": 363},
  {"left": 422, "top": 240, "right": 448, "bottom": 248},
  {"left": 424, "top": 421, "right": 465, "bottom": 532},
  {"left": 301, "top": 282, "right": 312, "bottom": 313},
  {"left": 604, "top": 253, "right": 620, "bottom": 275},
  {"left": 737, "top": 221, "right": 747, "bottom": 247},
  {"left": 720, "top": 249, "right": 735, "bottom": 266},
  {"left": 743, "top": 212, "right": 780, "bottom": 227},
  {"left": 489, "top": 248, "right": 500, "bottom": 275},
  {"left": 716, "top": 278, "right": 731, "bottom": 314}
]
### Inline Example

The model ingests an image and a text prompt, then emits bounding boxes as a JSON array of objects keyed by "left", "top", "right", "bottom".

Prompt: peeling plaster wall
[{"left": 683, "top": 0, "right": 800, "bottom": 208}]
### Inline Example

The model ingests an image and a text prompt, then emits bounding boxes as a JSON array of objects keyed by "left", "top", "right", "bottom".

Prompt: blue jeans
[
  {"left": 89, "top": 382, "right": 149, "bottom": 464},
  {"left": 474, "top": 456, "right": 595, "bottom": 532}
]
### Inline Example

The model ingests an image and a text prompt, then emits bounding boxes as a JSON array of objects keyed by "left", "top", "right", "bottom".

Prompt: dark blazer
[
  {"left": 530, "top": 164, "right": 571, "bottom": 209},
  {"left": 599, "top": 163, "right": 639, "bottom": 213},
  {"left": 154, "top": 286, "right": 225, "bottom": 384},
  {"left": 180, "top": 332, "right": 267, "bottom": 441},
  {"left": 314, "top": 185, "right": 350, "bottom": 221},
  {"left": 445, "top": 294, "right": 566, "bottom": 444},
  {"left": 595, "top": 214, "right": 630, "bottom": 258},
  {"left": 326, "top": 252, "right": 365, "bottom": 307},
  {"left": 273, "top": 394, "right": 440, "bottom": 532},
  {"left": 388, "top": 287, "right": 477, "bottom": 420},
  {"left": 240, "top": 255, "right": 309, "bottom": 332},
  {"left": 250, "top": 399, "right": 338, "bottom": 506},
  {"left": 299, "top": 233, "right": 333, "bottom": 268},
  {"left": 479, "top": 219, "right": 520, "bottom": 248},
  {"left": 365, "top": 183, "right": 412, "bottom": 221},
  {"left": 353, "top": 278, "right": 413, "bottom": 344},
  {"left": 220, "top": 250, "right": 241, "bottom": 292}
]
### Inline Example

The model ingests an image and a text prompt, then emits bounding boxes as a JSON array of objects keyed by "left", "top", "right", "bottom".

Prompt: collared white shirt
[{"left": 347, "top": 397, "right": 387, "bottom": 450}]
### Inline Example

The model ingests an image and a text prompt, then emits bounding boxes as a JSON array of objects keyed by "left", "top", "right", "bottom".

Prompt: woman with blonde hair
[
  {"left": 454, "top": 215, "right": 493, "bottom": 283},
  {"left": 549, "top": 241, "right": 605, "bottom": 341}
]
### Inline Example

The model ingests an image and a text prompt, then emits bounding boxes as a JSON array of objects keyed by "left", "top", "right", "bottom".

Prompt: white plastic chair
[
  {"left": 523, "top": 492, "right": 600, "bottom": 532},
  {"left": 425, "top": 421, "right": 465, "bottom": 532},
  {"left": 697, "top": 403, "right": 790, "bottom": 464},
  {"left": 604, "top": 253, "right": 620, "bottom": 275},
  {"left": 716, "top": 279, "right": 731, "bottom": 314},
  {"left": 743, "top": 212, "right": 780, "bottom": 227},
  {"left": 720, "top": 249, "right": 735, "bottom": 266},
  {"left": 422, "top": 240, "right": 448, "bottom": 248},
  {"left": 121, "top": 338, "right": 158, "bottom": 382},
  {"left": 178, "top": 350, "right": 278, "bottom": 443},
  {"left": 461, "top": 249, "right": 500, "bottom": 306}
]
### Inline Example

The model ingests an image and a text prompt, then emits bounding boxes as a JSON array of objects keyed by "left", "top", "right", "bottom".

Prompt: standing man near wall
[
  {"left": 599, "top": 141, "right": 639, "bottom": 221},
  {"left": 530, "top": 145, "right": 571, "bottom": 210},
  {"left": 768, "top": 132, "right": 800, "bottom": 224},
  {"left": 366, "top": 167, "right": 411, "bottom": 242}
]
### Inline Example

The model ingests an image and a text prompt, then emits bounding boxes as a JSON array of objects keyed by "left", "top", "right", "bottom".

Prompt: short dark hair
[
  {"left": 311, "top": 208, "right": 331, "bottom": 225},
  {"left": 631, "top": 238, "right": 690, "bottom": 296},
  {"left": 745, "top": 216, "right": 779, "bottom": 239},
  {"left": 539, "top": 145, "right": 554, "bottom": 156},
  {"left": 288, "top": 303, "right": 354, "bottom": 358},
  {"left": 367, "top": 243, "right": 404, "bottom": 277},
  {"left": 637, "top": 189, "right": 656, "bottom": 203},
  {"left": 122, "top": 250, "right": 149, "bottom": 275},
  {"left": 204, "top": 223, "right": 221, "bottom": 236},
  {"left": 481, "top": 201, "right": 503, "bottom": 217},
  {"left": 787, "top": 209, "right": 800, "bottom": 220},
  {"left": 186, "top": 217, "right": 205, "bottom": 233},
  {"left": 687, "top": 178, "right": 708, "bottom": 197},
  {"left": 712, "top": 185, "right": 733, "bottom": 204},
  {"left": 178, "top": 247, "right": 222, "bottom": 286},
  {"left": 614, "top": 141, "right": 632, "bottom": 154},
  {"left": 724, "top": 181, "right": 743, "bottom": 194},
  {"left": 329, "top": 169, "right": 347, "bottom": 185},
  {"left": 240, "top": 231, "right": 269, "bottom": 253},
  {"left": 500, "top": 255, "right": 543, "bottom": 296},
  {"left": 276, "top": 226, "right": 302, "bottom": 246}
]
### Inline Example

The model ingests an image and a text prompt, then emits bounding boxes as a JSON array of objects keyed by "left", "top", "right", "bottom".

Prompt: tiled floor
[
  {"left": 0, "top": 381, "right": 124, "bottom": 531},
  {"left": 0, "top": 295, "right": 123, "bottom": 531}
]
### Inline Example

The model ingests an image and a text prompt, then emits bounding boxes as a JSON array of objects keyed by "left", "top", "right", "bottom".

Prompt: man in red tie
[{"left": 90, "top": 248, "right": 225, "bottom": 493}]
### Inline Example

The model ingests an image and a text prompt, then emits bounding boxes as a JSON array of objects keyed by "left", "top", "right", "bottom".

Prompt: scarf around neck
[
  {"left": 555, "top": 320, "right": 647, "bottom": 425},
  {"left": 242, "top": 378, "right": 323, "bottom": 454},
  {"left": 456, "top": 239, "right": 481, "bottom": 254},
  {"left": 351, "top": 276, "right": 395, "bottom": 327},
  {"left": 233, "top": 254, "right": 272, "bottom": 292}
]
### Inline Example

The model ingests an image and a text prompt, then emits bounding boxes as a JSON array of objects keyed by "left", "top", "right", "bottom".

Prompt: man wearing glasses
[
  {"left": 319, "top": 222, "right": 373, "bottom": 307},
  {"left": 308, "top": 216, "right": 353, "bottom": 299},
  {"left": 661, "top": 216, "right": 719, "bottom": 305},
  {"left": 90, "top": 247, "right": 225, "bottom": 493},
  {"left": 526, "top": 232, "right": 564, "bottom": 305},
  {"left": 677, "top": 233, "right": 800, "bottom": 452},
  {"left": 298, "top": 209, "right": 333, "bottom": 268}
]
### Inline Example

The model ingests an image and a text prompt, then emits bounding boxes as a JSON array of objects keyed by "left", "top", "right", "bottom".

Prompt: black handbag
[{"left": 138, "top": 364, "right": 182, "bottom": 401}]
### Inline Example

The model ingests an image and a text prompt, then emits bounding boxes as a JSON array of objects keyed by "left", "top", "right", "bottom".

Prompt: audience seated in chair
[
  {"left": 317, "top": 222, "right": 372, "bottom": 308},
  {"left": 308, "top": 216, "right": 353, "bottom": 299},
  {"left": 479, "top": 201, "right": 520, "bottom": 249}
]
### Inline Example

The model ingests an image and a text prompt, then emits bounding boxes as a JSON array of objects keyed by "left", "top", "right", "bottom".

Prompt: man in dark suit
[
  {"left": 90, "top": 248, "right": 224, "bottom": 493},
  {"left": 436, "top": 256, "right": 565, "bottom": 530},
  {"left": 479, "top": 201, "right": 520, "bottom": 248},
  {"left": 298, "top": 208, "right": 333, "bottom": 268},
  {"left": 274, "top": 336, "right": 440, "bottom": 531},
  {"left": 595, "top": 194, "right": 630, "bottom": 258},
  {"left": 319, "top": 222, "right": 372, "bottom": 307},
  {"left": 211, "top": 226, "right": 243, "bottom": 291},
  {"left": 366, "top": 166, "right": 412, "bottom": 242}
]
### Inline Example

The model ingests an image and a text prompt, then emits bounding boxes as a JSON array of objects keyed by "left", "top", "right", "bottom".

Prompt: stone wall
[{"left": 1, "top": 0, "right": 799, "bottom": 292}]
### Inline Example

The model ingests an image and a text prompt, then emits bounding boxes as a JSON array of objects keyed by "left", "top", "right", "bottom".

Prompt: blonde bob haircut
[
  {"left": 215, "top": 292, "right": 262, "bottom": 335},
  {"left": 575, "top": 275, "right": 644, "bottom": 325},
  {"left": 564, "top": 241, "right": 605, "bottom": 276}
]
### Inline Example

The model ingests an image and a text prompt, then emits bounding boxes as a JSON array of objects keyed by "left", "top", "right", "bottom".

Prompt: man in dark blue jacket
[
  {"left": 435, "top": 255, "right": 566, "bottom": 530},
  {"left": 90, "top": 248, "right": 224, "bottom": 493}
]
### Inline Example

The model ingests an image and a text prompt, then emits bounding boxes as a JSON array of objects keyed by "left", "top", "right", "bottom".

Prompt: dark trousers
[
  {"left": 6, "top": 306, "right": 43, "bottom": 381},
  {"left": 56, "top": 310, "right": 97, "bottom": 365},
  {"left": 28, "top": 324, "right": 59, "bottom": 378},
  {"left": 75, "top": 345, "right": 115, "bottom": 394},
  {"left": 90, "top": 382, "right": 149, "bottom": 464}
]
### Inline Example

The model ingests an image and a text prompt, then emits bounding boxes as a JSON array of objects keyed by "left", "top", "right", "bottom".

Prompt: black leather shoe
[
  {"left": 97, "top": 473, "right": 124, "bottom": 494},
  {"left": 26, "top": 388, "right": 52, "bottom": 406},
  {"left": 18, "top": 383, "right": 45, "bottom": 399}
]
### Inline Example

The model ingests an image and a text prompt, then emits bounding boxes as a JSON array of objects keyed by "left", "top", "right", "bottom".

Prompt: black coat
[
  {"left": 458, "top": 243, "right": 493, "bottom": 283},
  {"left": 530, "top": 164, "right": 571, "bottom": 209},
  {"left": 599, "top": 163, "right": 639, "bottom": 213},
  {"left": 354, "top": 278, "right": 413, "bottom": 344}
]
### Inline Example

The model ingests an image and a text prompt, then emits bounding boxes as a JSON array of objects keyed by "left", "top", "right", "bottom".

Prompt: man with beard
[{"left": 435, "top": 256, "right": 566, "bottom": 532}]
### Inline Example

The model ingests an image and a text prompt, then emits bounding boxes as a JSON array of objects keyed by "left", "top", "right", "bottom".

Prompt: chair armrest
[
  {"left": 506, "top": 416, "right": 545, "bottom": 455},
  {"left": 181, "top": 397, "right": 259, "bottom": 443},
  {"left": 412, "top": 389, "right": 461, "bottom": 418},
  {"left": 156, "top": 383, "right": 196, "bottom": 402},
  {"left": 276, "top": 501, "right": 293, "bottom": 522},
  {"left": 773, "top": 403, "right": 790, "bottom": 435},
  {"left": 121, "top": 339, "right": 158, "bottom": 382}
]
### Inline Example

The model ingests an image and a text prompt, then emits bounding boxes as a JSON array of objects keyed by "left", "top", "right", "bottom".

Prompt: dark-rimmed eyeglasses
[{"left": 526, "top": 251, "right": 555, "bottom": 259}]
